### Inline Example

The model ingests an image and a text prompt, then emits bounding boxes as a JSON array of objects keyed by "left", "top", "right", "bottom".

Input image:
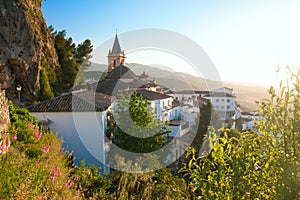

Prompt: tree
[
  {"left": 39, "top": 67, "right": 54, "bottom": 100},
  {"left": 51, "top": 29, "right": 93, "bottom": 93},
  {"left": 74, "top": 39, "right": 93, "bottom": 84},
  {"left": 111, "top": 91, "right": 169, "bottom": 153},
  {"left": 190, "top": 101, "right": 212, "bottom": 153}
]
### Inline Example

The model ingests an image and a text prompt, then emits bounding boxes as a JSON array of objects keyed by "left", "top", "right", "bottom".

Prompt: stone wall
[{"left": 0, "top": 90, "right": 10, "bottom": 134}]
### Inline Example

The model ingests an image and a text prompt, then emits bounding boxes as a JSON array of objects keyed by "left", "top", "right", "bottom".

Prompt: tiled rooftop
[{"left": 28, "top": 90, "right": 112, "bottom": 112}]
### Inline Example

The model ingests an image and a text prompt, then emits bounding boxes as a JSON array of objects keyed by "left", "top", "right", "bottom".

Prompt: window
[
  {"left": 227, "top": 99, "right": 230, "bottom": 103},
  {"left": 227, "top": 106, "right": 230, "bottom": 109},
  {"left": 216, "top": 106, "right": 219, "bottom": 109},
  {"left": 155, "top": 102, "right": 158, "bottom": 114},
  {"left": 216, "top": 99, "right": 220, "bottom": 102},
  {"left": 221, "top": 105, "right": 225, "bottom": 109},
  {"left": 221, "top": 99, "right": 225, "bottom": 102}
]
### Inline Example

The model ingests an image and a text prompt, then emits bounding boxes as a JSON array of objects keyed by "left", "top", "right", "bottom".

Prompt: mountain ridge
[{"left": 86, "top": 62, "right": 270, "bottom": 111}]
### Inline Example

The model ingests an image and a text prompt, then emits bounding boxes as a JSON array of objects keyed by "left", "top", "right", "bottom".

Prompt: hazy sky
[{"left": 42, "top": 0, "right": 300, "bottom": 86}]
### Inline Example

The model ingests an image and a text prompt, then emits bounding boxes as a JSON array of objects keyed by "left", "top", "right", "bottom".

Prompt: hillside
[{"left": 86, "top": 62, "right": 270, "bottom": 111}]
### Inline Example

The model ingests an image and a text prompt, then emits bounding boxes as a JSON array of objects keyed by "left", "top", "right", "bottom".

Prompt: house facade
[
  {"left": 202, "top": 91, "right": 236, "bottom": 120},
  {"left": 28, "top": 90, "right": 112, "bottom": 174}
]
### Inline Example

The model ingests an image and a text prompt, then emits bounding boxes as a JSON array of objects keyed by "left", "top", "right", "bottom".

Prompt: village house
[{"left": 28, "top": 90, "right": 112, "bottom": 174}]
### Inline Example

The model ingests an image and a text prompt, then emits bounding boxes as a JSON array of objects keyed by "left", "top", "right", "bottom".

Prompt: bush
[{"left": 180, "top": 67, "right": 300, "bottom": 199}]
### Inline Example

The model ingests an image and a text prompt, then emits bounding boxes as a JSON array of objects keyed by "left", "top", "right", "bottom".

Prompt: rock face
[
  {"left": 0, "top": 0, "right": 58, "bottom": 102},
  {"left": 0, "top": 90, "right": 9, "bottom": 134}
]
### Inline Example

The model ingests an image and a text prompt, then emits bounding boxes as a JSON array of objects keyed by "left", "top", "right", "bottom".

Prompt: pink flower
[
  {"left": 66, "top": 180, "right": 73, "bottom": 188},
  {"left": 43, "top": 146, "right": 50, "bottom": 153},
  {"left": 28, "top": 123, "right": 34, "bottom": 129},
  {"left": 52, "top": 167, "right": 59, "bottom": 176},
  {"left": 36, "top": 132, "right": 42, "bottom": 140},
  {"left": 36, "top": 193, "right": 42, "bottom": 199},
  {"left": 0, "top": 139, "right": 10, "bottom": 154},
  {"left": 0, "top": 145, "right": 7, "bottom": 154},
  {"left": 50, "top": 167, "right": 59, "bottom": 180},
  {"left": 12, "top": 134, "right": 17, "bottom": 141}
]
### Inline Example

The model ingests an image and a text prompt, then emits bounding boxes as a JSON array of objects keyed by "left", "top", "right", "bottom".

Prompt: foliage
[
  {"left": 50, "top": 28, "right": 93, "bottom": 94},
  {"left": 74, "top": 39, "right": 93, "bottom": 84},
  {"left": 181, "top": 67, "right": 300, "bottom": 199},
  {"left": 1, "top": 102, "right": 115, "bottom": 199},
  {"left": 112, "top": 91, "right": 170, "bottom": 153},
  {"left": 1, "top": 67, "right": 299, "bottom": 199},
  {"left": 9, "top": 101, "right": 38, "bottom": 126},
  {"left": 257, "top": 66, "right": 300, "bottom": 199},
  {"left": 190, "top": 101, "right": 212, "bottom": 153},
  {"left": 39, "top": 65, "right": 54, "bottom": 101},
  {"left": 71, "top": 161, "right": 113, "bottom": 199},
  {"left": 110, "top": 158, "right": 188, "bottom": 200},
  {"left": 0, "top": 102, "right": 78, "bottom": 199}
]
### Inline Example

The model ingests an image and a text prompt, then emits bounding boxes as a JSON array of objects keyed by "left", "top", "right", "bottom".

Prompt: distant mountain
[
  {"left": 86, "top": 62, "right": 270, "bottom": 111},
  {"left": 86, "top": 63, "right": 107, "bottom": 72}
]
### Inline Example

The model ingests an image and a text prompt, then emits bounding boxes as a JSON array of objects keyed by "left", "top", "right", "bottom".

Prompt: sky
[{"left": 42, "top": 0, "right": 300, "bottom": 86}]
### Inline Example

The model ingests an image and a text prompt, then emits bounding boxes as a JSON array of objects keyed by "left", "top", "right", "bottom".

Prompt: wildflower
[
  {"left": 36, "top": 193, "right": 42, "bottom": 199},
  {"left": 36, "top": 132, "right": 42, "bottom": 140},
  {"left": 50, "top": 167, "right": 59, "bottom": 180},
  {"left": 0, "top": 139, "right": 10, "bottom": 154},
  {"left": 52, "top": 167, "right": 59, "bottom": 176},
  {"left": 43, "top": 146, "right": 50, "bottom": 153},
  {"left": 12, "top": 134, "right": 17, "bottom": 141},
  {"left": 0, "top": 145, "right": 7, "bottom": 154},
  {"left": 28, "top": 123, "right": 34, "bottom": 129},
  {"left": 66, "top": 180, "right": 73, "bottom": 188}
]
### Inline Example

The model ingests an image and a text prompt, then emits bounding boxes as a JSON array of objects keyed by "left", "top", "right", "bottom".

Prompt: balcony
[{"left": 167, "top": 120, "right": 190, "bottom": 137}]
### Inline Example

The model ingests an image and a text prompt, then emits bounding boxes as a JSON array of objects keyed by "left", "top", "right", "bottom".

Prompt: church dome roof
[{"left": 106, "top": 64, "right": 137, "bottom": 80}]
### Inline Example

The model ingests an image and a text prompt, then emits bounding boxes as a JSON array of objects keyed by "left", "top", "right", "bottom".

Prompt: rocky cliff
[
  {"left": 0, "top": 90, "right": 9, "bottom": 134},
  {"left": 0, "top": 0, "right": 58, "bottom": 102}
]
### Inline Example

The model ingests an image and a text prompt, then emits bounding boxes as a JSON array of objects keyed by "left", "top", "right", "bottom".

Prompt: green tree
[
  {"left": 39, "top": 67, "right": 54, "bottom": 100},
  {"left": 112, "top": 91, "right": 169, "bottom": 153},
  {"left": 74, "top": 39, "right": 93, "bottom": 84},
  {"left": 51, "top": 29, "right": 93, "bottom": 93},
  {"left": 190, "top": 101, "right": 212, "bottom": 153},
  {"left": 52, "top": 30, "right": 78, "bottom": 93}
]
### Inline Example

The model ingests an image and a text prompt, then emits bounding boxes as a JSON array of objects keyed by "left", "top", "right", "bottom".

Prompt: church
[{"left": 93, "top": 34, "right": 157, "bottom": 95}]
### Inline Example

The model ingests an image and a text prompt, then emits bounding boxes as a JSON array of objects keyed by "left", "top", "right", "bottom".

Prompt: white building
[
  {"left": 202, "top": 88, "right": 236, "bottom": 120},
  {"left": 28, "top": 90, "right": 112, "bottom": 174},
  {"left": 214, "top": 87, "right": 234, "bottom": 96}
]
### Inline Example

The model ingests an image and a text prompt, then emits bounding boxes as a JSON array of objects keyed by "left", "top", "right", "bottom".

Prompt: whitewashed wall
[{"left": 31, "top": 112, "right": 110, "bottom": 174}]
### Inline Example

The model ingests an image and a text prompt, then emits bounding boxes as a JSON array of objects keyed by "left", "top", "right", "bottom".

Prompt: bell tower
[{"left": 107, "top": 34, "right": 126, "bottom": 73}]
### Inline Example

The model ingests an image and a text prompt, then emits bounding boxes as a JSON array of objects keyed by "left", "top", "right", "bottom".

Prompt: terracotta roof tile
[{"left": 28, "top": 90, "right": 112, "bottom": 112}]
